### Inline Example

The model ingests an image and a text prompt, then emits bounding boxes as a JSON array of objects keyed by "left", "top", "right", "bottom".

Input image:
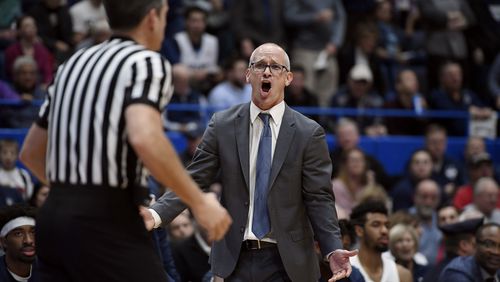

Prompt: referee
[{"left": 19, "top": 0, "right": 231, "bottom": 281}]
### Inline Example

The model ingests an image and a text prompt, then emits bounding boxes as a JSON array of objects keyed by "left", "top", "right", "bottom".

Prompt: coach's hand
[{"left": 192, "top": 193, "right": 232, "bottom": 242}]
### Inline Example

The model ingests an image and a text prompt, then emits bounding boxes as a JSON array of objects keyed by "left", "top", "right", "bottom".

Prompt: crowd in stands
[{"left": 0, "top": 0, "right": 500, "bottom": 281}]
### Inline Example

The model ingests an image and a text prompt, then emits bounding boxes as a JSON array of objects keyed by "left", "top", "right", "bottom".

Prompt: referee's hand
[{"left": 192, "top": 193, "right": 232, "bottom": 242}]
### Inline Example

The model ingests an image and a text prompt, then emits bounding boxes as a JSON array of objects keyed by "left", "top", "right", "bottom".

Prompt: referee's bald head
[{"left": 103, "top": 0, "right": 166, "bottom": 31}]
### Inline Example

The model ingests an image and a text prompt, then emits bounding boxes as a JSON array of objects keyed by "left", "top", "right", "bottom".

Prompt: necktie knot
[{"left": 259, "top": 113, "right": 270, "bottom": 126}]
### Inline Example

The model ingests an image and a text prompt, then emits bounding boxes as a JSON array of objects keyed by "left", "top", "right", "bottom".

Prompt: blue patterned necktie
[{"left": 252, "top": 113, "right": 272, "bottom": 239}]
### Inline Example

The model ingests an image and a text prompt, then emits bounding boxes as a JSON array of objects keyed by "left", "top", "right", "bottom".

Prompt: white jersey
[{"left": 350, "top": 255, "right": 400, "bottom": 282}]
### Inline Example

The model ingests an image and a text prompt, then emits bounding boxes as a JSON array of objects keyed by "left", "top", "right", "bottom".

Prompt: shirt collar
[{"left": 250, "top": 100, "right": 285, "bottom": 126}]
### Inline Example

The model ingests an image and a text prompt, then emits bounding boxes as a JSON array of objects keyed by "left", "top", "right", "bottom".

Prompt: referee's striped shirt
[{"left": 36, "top": 36, "right": 173, "bottom": 189}]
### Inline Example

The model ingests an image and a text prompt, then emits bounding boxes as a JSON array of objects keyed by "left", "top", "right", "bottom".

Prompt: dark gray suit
[{"left": 152, "top": 103, "right": 343, "bottom": 281}]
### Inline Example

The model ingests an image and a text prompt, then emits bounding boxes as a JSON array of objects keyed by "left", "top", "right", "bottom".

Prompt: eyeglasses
[
  {"left": 250, "top": 62, "right": 288, "bottom": 75},
  {"left": 477, "top": 239, "right": 500, "bottom": 250}
]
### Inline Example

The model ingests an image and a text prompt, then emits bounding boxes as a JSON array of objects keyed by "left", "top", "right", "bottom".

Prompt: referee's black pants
[{"left": 36, "top": 185, "right": 168, "bottom": 282}]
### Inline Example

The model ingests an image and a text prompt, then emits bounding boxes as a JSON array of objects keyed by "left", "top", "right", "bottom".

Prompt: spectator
[
  {"left": 331, "top": 64, "right": 386, "bottom": 136},
  {"left": 329, "top": 118, "right": 391, "bottom": 189},
  {"left": 409, "top": 179, "right": 443, "bottom": 264},
  {"left": 0, "top": 0, "right": 20, "bottom": 54},
  {"left": 489, "top": 52, "right": 500, "bottom": 110},
  {"left": 231, "top": 0, "right": 285, "bottom": 59},
  {"left": 69, "top": 0, "right": 106, "bottom": 45},
  {"left": 349, "top": 201, "right": 412, "bottom": 282},
  {"left": 180, "top": 128, "right": 203, "bottom": 167},
  {"left": 418, "top": 0, "right": 475, "bottom": 89},
  {"left": 428, "top": 62, "right": 493, "bottom": 136},
  {"left": 459, "top": 177, "right": 500, "bottom": 224},
  {"left": 454, "top": 152, "right": 498, "bottom": 211},
  {"left": 424, "top": 124, "right": 465, "bottom": 200},
  {"left": 386, "top": 224, "right": 430, "bottom": 282},
  {"left": 439, "top": 223, "right": 500, "bottom": 282},
  {"left": 163, "top": 64, "right": 207, "bottom": 133},
  {"left": 391, "top": 149, "right": 436, "bottom": 211},
  {"left": 4, "top": 15, "right": 54, "bottom": 88},
  {"left": 27, "top": 0, "right": 73, "bottom": 63},
  {"left": 0, "top": 204, "right": 38, "bottom": 282},
  {"left": 422, "top": 217, "right": 483, "bottom": 282},
  {"left": 29, "top": 184, "right": 49, "bottom": 208},
  {"left": 284, "top": 0, "right": 346, "bottom": 108},
  {"left": 284, "top": 65, "right": 320, "bottom": 121},
  {"left": 332, "top": 148, "right": 377, "bottom": 219},
  {"left": 0, "top": 140, "right": 33, "bottom": 200},
  {"left": 437, "top": 205, "right": 459, "bottom": 227},
  {"left": 167, "top": 209, "right": 194, "bottom": 242},
  {"left": 384, "top": 69, "right": 429, "bottom": 135},
  {"left": 208, "top": 56, "right": 251, "bottom": 110},
  {"left": 168, "top": 5, "right": 220, "bottom": 93}
]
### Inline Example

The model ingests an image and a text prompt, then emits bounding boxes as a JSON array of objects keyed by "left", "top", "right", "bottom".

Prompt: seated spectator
[
  {"left": 454, "top": 152, "right": 498, "bottom": 211},
  {"left": 166, "top": 5, "right": 220, "bottom": 94},
  {"left": 332, "top": 148, "right": 378, "bottom": 219},
  {"left": 391, "top": 149, "right": 437, "bottom": 211},
  {"left": 437, "top": 205, "right": 459, "bottom": 227},
  {"left": 386, "top": 224, "right": 430, "bottom": 282},
  {"left": 439, "top": 223, "right": 500, "bottom": 282},
  {"left": 428, "top": 62, "right": 493, "bottom": 136},
  {"left": 0, "top": 140, "right": 33, "bottom": 200},
  {"left": 424, "top": 124, "right": 465, "bottom": 201},
  {"left": 208, "top": 56, "right": 251, "bottom": 110},
  {"left": 163, "top": 64, "right": 207, "bottom": 133},
  {"left": 409, "top": 179, "right": 443, "bottom": 264},
  {"left": 27, "top": 0, "right": 73, "bottom": 63},
  {"left": 459, "top": 177, "right": 500, "bottom": 224},
  {"left": 0, "top": 204, "right": 38, "bottom": 282},
  {"left": 489, "top": 52, "right": 500, "bottom": 110},
  {"left": 180, "top": 129, "right": 203, "bottom": 167},
  {"left": 422, "top": 217, "right": 483, "bottom": 282},
  {"left": 331, "top": 64, "right": 386, "bottom": 136},
  {"left": 284, "top": 65, "right": 319, "bottom": 121},
  {"left": 167, "top": 209, "right": 194, "bottom": 243},
  {"left": 69, "top": 0, "right": 106, "bottom": 45},
  {"left": 4, "top": 15, "right": 54, "bottom": 88},
  {"left": 329, "top": 118, "right": 391, "bottom": 189},
  {"left": 384, "top": 69, "right": 429, "bottom": 135},
  {"left": 28, "top": 184, "right": 49, "bottom": 208}
]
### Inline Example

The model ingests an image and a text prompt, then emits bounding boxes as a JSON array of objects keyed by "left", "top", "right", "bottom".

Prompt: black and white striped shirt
[{"left": 36, "top": 36, "right": 173, "bottom": 189}]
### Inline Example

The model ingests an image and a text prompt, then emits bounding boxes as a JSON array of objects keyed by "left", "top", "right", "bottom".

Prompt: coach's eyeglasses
[
  {"left": 477, "top": 239, "right": 500, "bottom": 251},
  {"left": 250, "top": 62, "right": 288, "bottom": 75}
]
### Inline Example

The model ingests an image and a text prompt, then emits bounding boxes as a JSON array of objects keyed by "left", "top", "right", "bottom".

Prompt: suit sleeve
[
  {"left": 302, "top": 125, "right": 343, "bottom": 256},
  {"left": 151, "top": 113, "right": 221, "bottom": 225}
]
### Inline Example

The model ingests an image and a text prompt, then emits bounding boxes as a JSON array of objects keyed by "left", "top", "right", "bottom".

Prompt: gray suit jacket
[{"left": 152, "top": 103, "right": 343, "bottom": 281}]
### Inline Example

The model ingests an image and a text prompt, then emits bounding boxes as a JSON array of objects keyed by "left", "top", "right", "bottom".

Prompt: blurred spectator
[
  {"left": 439, "top": 223, "right": 500, "bottom": 282},
  {"left": 418, "top": 0, "right": 475, "bottom": 89},
  {"left": 331, "top": 64, "right": 386, "bottom": 136},
  {"left": 454, "top": 152, "right": 498, "bottom": 211},
  {"left": 384, "top": 69, "right": 429, "bottom": 135},
  {"left": 167, "top": 210, "right": 194, "bottom": 242},
  {"left": 428, "top": 62, "right": 493, "bottom": 136},
  {"left": 349, "top": 200, "right": 413, "bottom": 282},
  {"left": 329, "top": 118, "right": 391, "bottom": 189},
  {"left": 232, "top": 0, "right": 285, "bottom": 58},
  {"left": 163, "top": 64, "right": 207, "bottom": 133},
  {"left": 422, "top": 217, "right": 483, "bottom": 282},
  {"left": 284, "top": 65, "right": 319, "bottom": 121},
  {"left": 332, "top": 148, "right": 377, "bottom": 219},
  {"left": 390, "top": 149, "right": 436, "bottom": 211},
  {"left": 0, "top": 0, "right": 20, "bottom": 50},
  {"left": 27, "top": 0, "right": 73, "bottom": 63},
  {"left": 489, "top": 52, "right": 500, "bottom": 110},
  {"left": 341, "top": 0, "right": 376, "bottom": 45},
  {"left": 463, "top": 136, "right": 486, "bottom": 164},
  {"left": 29, "top": 184, "right": 49, "bottom": 208},
  {"left": 459, "top": 177, "right": 500, "bottom": 224},
  {"left": 338, "top": 22, "right": 385, "bottom": 96},
  {"left": 168, "top": 5, "right": 220, "bottom": 94},
  {"left": 409, "top": 179, "right": 442, "bottom": 264},
  {"left": 388, "top": 211, "right": 424, "bottom": 241},
  {"left": 171, "top": 221, "right": 212, "bottom": 282},
  {"left": 437, "top": 205, "right": 459, "bottom": 227},
  {"left": 208, "top": 56, "right": 251, "bottom": 110},
  {"left": 424, "top": 124, "right": 465, "bottom": 200},
  {"left": 5, "top": 15, "right": 54, "bottom": 88},
  {"left": 0, "top": 140, "right": 33, "bottom": 200},
  {"left": 180, "top": 129, "right": 203, "bottom": 167},
  {"left": 386, "top": 224, "right": 430, "bottom": 282},
  {"left": 74, "top": 19, "right": 111, "bottom": 50},
  {"left": 284, "top": 0, "right": 346, "bottom": 108},
  {"left": 0, "top": 204, "right": 38, "bottom": 282},
  {"left": 69, "top": 0, "right": 106, "bottom": 45}
]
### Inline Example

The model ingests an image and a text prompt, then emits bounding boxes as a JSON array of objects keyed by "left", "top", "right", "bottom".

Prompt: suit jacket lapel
[
  {"left": 235, "top": 104, "right": 250, "bottom": 191},
  {"left": 268, "top": 105, "right": 295, "bottom": 191}
]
